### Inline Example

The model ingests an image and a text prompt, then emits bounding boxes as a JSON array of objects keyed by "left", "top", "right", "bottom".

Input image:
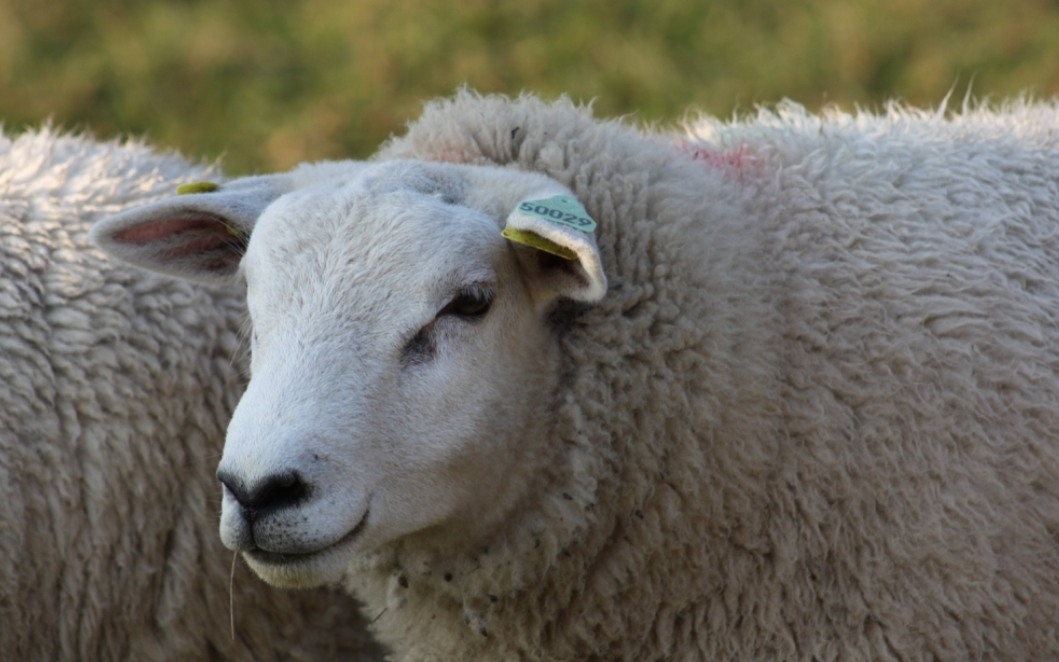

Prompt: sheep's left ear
[
  {"left": 502, "top": 193, "right": 607, "bottom": 303},
  {"left": 90, "top": 174, "right": 292, "bottom": 284}
]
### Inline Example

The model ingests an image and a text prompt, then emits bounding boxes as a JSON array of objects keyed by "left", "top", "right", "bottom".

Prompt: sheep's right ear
[{"left": 90, "top": 174, "right": 292, "bottom": 284}]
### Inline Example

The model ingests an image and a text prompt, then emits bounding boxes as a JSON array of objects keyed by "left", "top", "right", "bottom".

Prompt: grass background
[{"left": 2, "top": 0, "right": 1058, "bottom": 174}]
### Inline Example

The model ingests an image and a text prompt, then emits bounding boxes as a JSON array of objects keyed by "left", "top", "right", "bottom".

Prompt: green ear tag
[
  {"left": 501, "top": 227, "right": 578, "bottom": 260},
  {"left": 516, "top": 196, "right": 596, "bottom": 233},
  {"left": 176, "top": 181, "right": 220, "bottom": 195}
]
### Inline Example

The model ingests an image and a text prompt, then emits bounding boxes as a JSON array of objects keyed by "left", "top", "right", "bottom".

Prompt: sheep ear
[
  {"left": 502, "top": 193, "right": 607, "bottom": 302},
  {"left": 90, "top": 174, "right": 292, "bottom": 284}
]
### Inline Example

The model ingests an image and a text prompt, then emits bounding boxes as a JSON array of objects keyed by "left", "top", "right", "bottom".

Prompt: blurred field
[{"left": 2, "top": 0, "right": 1058, "bottom": 174}]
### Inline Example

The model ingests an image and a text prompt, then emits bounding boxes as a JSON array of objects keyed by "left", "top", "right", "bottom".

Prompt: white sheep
[
  {"left": 0, "top": 127, "right": 384, "bottom": 661},
  {"left": 92, "top": 92, "right": 1059, "bottom": 661}
]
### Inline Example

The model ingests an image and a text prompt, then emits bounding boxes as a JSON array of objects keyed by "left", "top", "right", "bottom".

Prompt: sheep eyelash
[
  {"left": 437, "top": 283, "right": 495, "bottom": 320},
  {"left": 400, "top": 284, "right": 495, "bottom": 366}
]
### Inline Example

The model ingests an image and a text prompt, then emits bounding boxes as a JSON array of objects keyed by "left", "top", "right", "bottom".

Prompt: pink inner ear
[
  {"left": 113, "top": 216, "right": 230, "bottom": 245},
  {"left": 538, "top": 250, "right": 589, "bottom": 289}
]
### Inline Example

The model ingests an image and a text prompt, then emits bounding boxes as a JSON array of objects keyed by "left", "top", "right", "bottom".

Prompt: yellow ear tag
[
  {"left": 176, "top": 181, "right": 220, "bottom": 195},
  {"left": 501, "top": 227, "right": 577, "bottom": 260}
]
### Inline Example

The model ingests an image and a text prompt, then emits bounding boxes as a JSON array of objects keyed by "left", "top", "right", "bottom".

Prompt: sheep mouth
[{"left": 245, "top": 512, "right": 368, "bottom": 567}]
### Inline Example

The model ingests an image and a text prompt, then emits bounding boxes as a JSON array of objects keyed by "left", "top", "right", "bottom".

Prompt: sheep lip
[{"left": 245, "top": 512, "right": 368, "bottom": 566}]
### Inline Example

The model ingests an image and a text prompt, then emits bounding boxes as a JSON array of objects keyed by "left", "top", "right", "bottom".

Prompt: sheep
[
  {"left": 90, "top": 91, "right": 1059, "bottom": 661},
  {"left": 0, "top": 127, "right": 385, "bottom": 661}
]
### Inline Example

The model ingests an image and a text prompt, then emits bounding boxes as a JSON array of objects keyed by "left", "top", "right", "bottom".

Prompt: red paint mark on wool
[{"left": 675, "top": 140, "right": 754, "bottom": 172}]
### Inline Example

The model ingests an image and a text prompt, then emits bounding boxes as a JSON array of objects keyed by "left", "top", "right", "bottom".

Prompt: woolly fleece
[
  {"left": 0, "top": 128, "right": 384, "bottom": 661},
  {"left": 359, "top": 93, "right": 1059, "bottom": 660}
]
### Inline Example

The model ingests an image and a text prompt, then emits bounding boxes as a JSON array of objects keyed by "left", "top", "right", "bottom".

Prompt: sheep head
[{"left": 91, "top": 160, "right": 606, "bottom": 588}]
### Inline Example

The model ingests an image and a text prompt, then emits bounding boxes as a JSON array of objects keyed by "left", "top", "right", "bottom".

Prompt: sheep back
[{"left": 371, "top": 93, "right": 1059, "bottom": 661}]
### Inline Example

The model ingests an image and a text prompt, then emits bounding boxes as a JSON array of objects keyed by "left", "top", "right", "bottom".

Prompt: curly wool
[
  {"left": 362, "top": 93, "right": 1059, "bottom": 660},
  {"left": 0, "top": 127, "right": 384, "bottom": 661}
]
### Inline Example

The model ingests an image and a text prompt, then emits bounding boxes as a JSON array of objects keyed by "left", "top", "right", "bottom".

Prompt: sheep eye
[{"left": 439, "top": 286, "right": 494, "bottom": 320}]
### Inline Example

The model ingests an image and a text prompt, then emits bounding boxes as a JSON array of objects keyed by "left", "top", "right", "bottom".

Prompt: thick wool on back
[
  {"left": 0, "top": 128, "right": 384, "bottom": 661},
  {"left": 365, "top": 93, "right": 1059, "bottom": 660}
]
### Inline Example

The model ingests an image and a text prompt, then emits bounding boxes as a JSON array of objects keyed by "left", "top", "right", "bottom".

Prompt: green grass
[{"left": 2, "top": 0, "right": 1058, "bottom": 174}]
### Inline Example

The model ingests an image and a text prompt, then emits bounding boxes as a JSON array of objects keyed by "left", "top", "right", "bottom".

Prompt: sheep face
[
  {"left": 225, "top": 173, "right": 570, "bottom": 588},
  {"left": 92, "top": 160, "right": 606, "bottom": 589}
]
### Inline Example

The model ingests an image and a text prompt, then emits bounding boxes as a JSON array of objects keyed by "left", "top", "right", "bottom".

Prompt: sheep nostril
[
  {"left": 251, "top": 471, "right": 308, "bottom": 511},
  {"left": 218, "top": 469, "right": 309, "bottom": 516}
]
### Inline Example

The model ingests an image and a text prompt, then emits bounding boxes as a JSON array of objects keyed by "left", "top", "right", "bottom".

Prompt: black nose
[{"left": 217, "top": 470, "right": 309, "bottom": 516}]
